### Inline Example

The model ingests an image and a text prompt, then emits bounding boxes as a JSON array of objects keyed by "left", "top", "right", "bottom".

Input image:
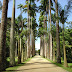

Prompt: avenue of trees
[
  {"left": 39, "top": 0, "right": 72, "bottom": 67},
  {"left": 0, "top": 0, "right": 72, "bottom": 71}
]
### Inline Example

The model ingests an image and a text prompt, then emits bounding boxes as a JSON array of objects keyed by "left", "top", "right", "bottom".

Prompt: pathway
[{"left": 17, "top": 55, "right": 68, "bottom": 72}]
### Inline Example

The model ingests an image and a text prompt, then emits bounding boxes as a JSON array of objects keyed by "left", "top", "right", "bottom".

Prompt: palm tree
[
  {"left": 38, "top": 13, "right": 43, "bottom": 56},
  {"left": 60, "top": 9, "right": 69, "bottom": 67},
  {"left": 49, "top": 0, "right": 52, "bottom": 60},
  {"left": 26, "top": 0, "right": 36, "bottom": 58},
  {"left": 22, "top": 0, "right": 37, "bottom": 58},
  {"left": 39, "top": 0, "right": 54, "bottom": 59},
  {"left": 51, "top": 24, "right": 56, "bottom": 62},
  {"left": 27, "top": 0, "right": 30, "bottom": 58},
  {"left": 32, "top": 17, "right": 38, "bottom": 56},
  {"left": 38, "top": 12, "right": 46, "bottom": 57},
  {"left": 30, "top": 3, "right": 37, "bottom": 57},
  {"left": 17, "top": 15, "right": 23, "bottom": 64},
  {"left": 55, "top": 0, "right": 61, "bottom": 63},
  {"left": 56, "top": 0, "right": 72, "bottom": 64},
  {"left": 47, "top": 3, "right": 50, "bottom": 59},
  {"left": 18, "top": 2, "right": 29, "bottom": 59},
  {"left": 51, "top": 13, "right": 56, "bottom": 62},
  {"left": 62, "top": 24, "right": 68, "bottom": 67},
  {"left": 17, "top": 4, "right": 24, "bottom": 63},
  {"left": 10, "top": 0, "right": 15, "bottom": 66},
  {"left": 0, "top": 0, "right": 8, "bottom": 71},
  {"left": 39, "top": 0, "right": 48, "bottom": 58},
  {"left": 15, "top": 41, "right": 17, "bottom": 57}
]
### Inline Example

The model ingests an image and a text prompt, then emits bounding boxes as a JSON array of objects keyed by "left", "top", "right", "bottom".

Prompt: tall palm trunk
[
  {"left": 45, "top": 14, "right": 47, "bottom": 58},
  {"left": 62, "top": 24, "right": 68, "bottom": 67},
  {"left": 0, "top": 0, "right": 8, "bottom": 71},
  {"left": 40, "top": 37, "right": 42, "bottom": 56},
  {"left": 55, "top": 0, "right": 61, "bottom": 63},
  {"left": 18, "top": 37, "right": 21, "bottom": 64},
  {"left": 32, "top": 34, "right": 35, "bottom": 56},
  {"left": 34, "top": 39, "right": 35, "bottom": 56},
  {"left": 42, "top": 36, "right": 44, "bottom": 57},
  {"left": 10, "top": 0, "right": 15, "bottom": 66},
  {"left": 15, "top": 41, "right": 17, "bottom": 57},
  {"left": 47, "top": 8, "right": 50, "bottom": 59},
  {"left": 20, "top": 38, "right": 22, "bottom": 60},
  {"left": 27, "top": 37, "right": 29, "bottom": 58},
  {"left": 27, "top": 13, "right": 29, "bottom": 58},
  {"left": 28, "top": 16, "right": 31, "bottom": 58},
  {"left": 18, "top": 7, "right": 23, "bottom": 63},
  {"left": 40, "top": 36, "right": 43, "bottom": 56},
  {"left": 49, "top": 0, "right": 52, "bottom": 60},
  {"left": 44, "top": 16, "right": 47, "bottom": 58},
  {"left": 30, "top": 16, "right": 32, "bottom": 57},
  {"left": 21, "top": 39, "right": 24, "bottom": 62},
  {"left": 53, "top": 37, "right": 55, "bottom": 62},
  {"left": 27, "top": 0, "right": 30, "bottom": 58},
  {"left": 25, "top": 39, "right": 27, "bottom": 60},
  {"left": 43, "top": 13, "right": 45, "bottom": 57},
  {"left": 24, "top": 38, "right": 27, "bottom": 61},
  {"left": 31, "top": 17, "right": 34, "bottom": 57}
]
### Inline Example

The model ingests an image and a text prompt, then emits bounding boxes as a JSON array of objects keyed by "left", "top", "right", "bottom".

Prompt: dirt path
[{"left": 17, "top": 55, "right": 68, "bottom": 72}]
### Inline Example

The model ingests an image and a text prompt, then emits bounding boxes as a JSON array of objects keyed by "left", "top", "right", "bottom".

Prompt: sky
[{"left": 0, "top": 0, "right": 72, "bottom": 50}]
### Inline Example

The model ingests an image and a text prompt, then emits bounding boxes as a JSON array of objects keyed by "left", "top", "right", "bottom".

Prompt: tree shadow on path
[{"left": 5, "top": 65, "right": 58, "bottom": 72}]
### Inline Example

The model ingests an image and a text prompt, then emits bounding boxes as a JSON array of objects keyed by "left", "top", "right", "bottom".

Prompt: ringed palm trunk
[
  {"left": 0, "top": 0, "right": 8, "bottom": 71},
  {"left": 62, "top": 24, "right": 68, "bottom": 67},
  {"left": 40, "top": 37, "right": 42, "bottom": 56},
  {"left": 42, "top": 36, "right": 44, "bottom": 57},
  {"left": 43, "top": 13, "right": 45, "bottom": 57},
  {"left": 27, "top": 15, "right": 29, "bottom": 58},
  {"left": 24, "top": 38, "right": 27, "bottom": 60},
  {"left": 55, "top": 0, "right": 61, "bottom": 63},
  {"left": 25, "top": 39, "right": 27, "bottom": 60},
  {"left": 28, "top": 17, "right": 31, "bottom": 58},
  {"left": 44, "top": 38, "right": 47, "bottom": 58},
  {"left": 15, "top": 41, "right": 17, "bottom": 57},
  {"left": 47, "top": 8, "right": 50, "bottom": 59},
  {"left": 10, "top": 0, "right": 15, "bottom": 66},
  {"left": 49, "top": 0, "right": 52, "bottom": 60},
  {"left": 31, "top": 17, "right": 34, "bottom": 57},
  {"left": 21, "top": 39, "right": 24, "bottom": 62},
  {"left": 27, "top": 36, "right": 29, "bottom": 58},
  {"left": 32, "top": 34, "right": 35, "bottom": 56},
  {"left": 34, "top": 38, "right": 35, "bottom": 56},
  {"left": 45, "top": 15, "right": 47, "bottom": 58},
  {"left": 20, "top": 38, "right": 22, "bottom": 61},
  {"left": 18, "top": 36, "right": 21, "bottom": 64},
  {"left": 53, "top": 37, "right": 55, "bottom": 62},
  {"left": 45, "top": 6, "right": 48, "bottom": 58},
  {"left": 44, "top": 28, "right": 47, "bottom": 58},
  {"left": 27, "top": 0, "right": 30, "bottom": 58},
  {"left": 44, "top": 35, "right": 45, "bottom": 57},
  {"left": 30, "top": 16, "right": 32, "bottom": 57},
  {"left": 40, "top": 36, "right": 43, "bottom": 56}
]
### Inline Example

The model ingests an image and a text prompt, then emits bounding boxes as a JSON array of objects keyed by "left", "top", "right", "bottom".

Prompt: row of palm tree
[
  {"left": 39, "top": 0, "right": 72, "bottom": 67},
  {"left": 0, "top": 0, "right": 37, "bottom": 71},
  {"left": 39, "top": 0, "right": 61, "bottom": 62}
]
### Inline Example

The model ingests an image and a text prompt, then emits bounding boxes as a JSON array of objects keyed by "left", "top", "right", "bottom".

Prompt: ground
[{"left": 15, "top": 55, "right": 68, "bottom": 72}]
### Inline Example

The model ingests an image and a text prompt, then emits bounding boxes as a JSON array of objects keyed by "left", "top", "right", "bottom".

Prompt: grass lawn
[
  {"left": 44, "top": 58, "right": 72, "bottom": 72},
  {"left": 3, "top": 57, "right": 32, "bottom": 72}
]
